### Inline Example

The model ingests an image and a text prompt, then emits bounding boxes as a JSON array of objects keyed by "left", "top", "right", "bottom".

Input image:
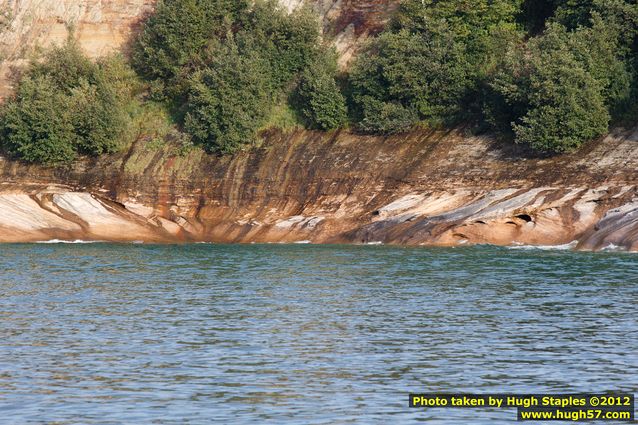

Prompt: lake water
[{"left": 0, "top": 244, "right": 636, "bottom": 424}]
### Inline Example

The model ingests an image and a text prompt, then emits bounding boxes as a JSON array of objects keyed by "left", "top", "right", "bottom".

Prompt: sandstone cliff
[
  {"left": 1, "top": 127, "right": 637, "bottom": 250},
  {"left": 1, "top": 0, "right": 637, "bottom": 250}
]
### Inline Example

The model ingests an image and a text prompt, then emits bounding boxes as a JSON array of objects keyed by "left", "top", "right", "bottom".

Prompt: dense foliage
[
  {"left": 348, "top": 29, "right": 470, "bottom": 133},
  {"left": 2, "top": 0, "right": 638, "bottom": 164},
  {"left": 183, "top": 44, "right": 272, "bottom": 153},
  {"left": 349, "top": 0, "right": 522, "bottom": 133},
  {"left": 489, "top": 8, "right": 636, "bottom": 152},
  {"left": 489, "top": 18, "right": 634, "bottom": 152},
  {"left": 0, "top": 41, "right": 134, "bottom": 164},
  {"left": 294, "top": 52, "right": 347, "bottom": 130},
  {"left": 349, "top": 0, "right": 638, "bottom": 153},
  {"left": 133, "top": 0, "right": 345, "bottom": 153}
]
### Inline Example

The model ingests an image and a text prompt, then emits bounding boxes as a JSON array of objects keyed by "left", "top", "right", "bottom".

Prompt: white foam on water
[
  {"left": 507, "top": 241, "right": 579, "bottom": 251},
  {"left": 366, "top": 241, "right": 384, "bottom": 246},
  {"left": 294, "top": 240, "right": 312, "bottom": 244},
  {"left": 35, "top": 239, "right": 103, "bottom": 244},
  {"left": 600, "top": 243, "right": 625, "bottom": 252}
]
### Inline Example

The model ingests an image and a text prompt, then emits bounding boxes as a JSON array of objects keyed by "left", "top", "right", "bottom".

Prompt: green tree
[
  {"left": 69, "top": 77, "right": 128, "bottom": 155},
  {"left": 391, "top": 0, "right": 523, "bottom": 37},
  {"left": 519, "top": 0, "right": 638, "bottom": 42},
  {"left": 184, "top": 46, "right": 272, "bottom": 153},
  {"left": 390, "top": 0, "right": 523, "bottom": 75},
  {"left": 568, "top": 14, "right": 634, "bottom": 117},
  {"left": 1, "top": 76, "right": 78, "bottom": 164},
  {"left": 355, "top": 99, "right": 418, "bottom": 135},
  {"left": 492, "top": 23, "right": 610, "bottom": 153},
  {"left": 349, "top": 29, "right": 470, "bottom": 133},
  {"left": 29, "top": 39, "right": 96, "bottom": 89},
  {"left": 132, "top": 0, "right": 250, "bottom": 82},
  {"left": 237, "top": 2, "right": 320, "bottom": 89},
  {"left": 294, "top": 52, "right": 347, "bottom": 130},
  {"left": 0, "top": 40, "right": 134, "bottom": 164},
  {"left": 348, "top": 0, "right": 524, "bottom": 134},
  {"left": 512, "top": 67, "right": 609, "bottom": 153},
  {"left": 133, "top": 0, "right": 339, "bottom": 150},
  {"left": 133, "top": 0, "right": 320, "bottom": 93}
]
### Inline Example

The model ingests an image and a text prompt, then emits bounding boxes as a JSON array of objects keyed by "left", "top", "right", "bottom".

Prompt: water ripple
[{"left": 0, "top": 244, "right": 636, "bottom": 424}]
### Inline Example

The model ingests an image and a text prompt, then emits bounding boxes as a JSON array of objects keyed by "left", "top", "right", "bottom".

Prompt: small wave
[
  {"left": 507, "top": 241, "right": 578, "bottom": 251},
  {"left": 36, "top": 239, "right": 103, "bottom": 244},
  {"left": 600, "top": 243, "right": 627, "bottom": 252},
  {"left": 366, "top": 241, "right": 384, "bottom": 246},
  {"left": 294, "top": 240, "right": 312, "bottom": 244}
]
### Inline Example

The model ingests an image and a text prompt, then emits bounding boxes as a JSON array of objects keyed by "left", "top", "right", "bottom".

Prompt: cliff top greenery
[
  {"left": 1, "top": 0, "right": 637, "bottom": 164},
  {"left": 350, "top": 0, "right": 638, "bottom": 152}
]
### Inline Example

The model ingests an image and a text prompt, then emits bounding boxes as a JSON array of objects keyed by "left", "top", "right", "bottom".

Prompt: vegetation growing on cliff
[
  {"left": 1, "top": 0, "right": 637, "bottom": 164},
  {"left": 133, "top": 0, "right": 345, "bottom": 153},
  {"left": 489, "top": 18, "right": 631, "bottom": 152},
  {"left": 0, "top": 41, "right": 136, "bottom": 164},
  {"left": 349, "top": 0, "right": 638, "bottom": 153},
  {"left": 349, "top": 0, "right": 523, "bottom": 133},
  {"left": 183, "top": 44, "right": 272, "bottom": 154},
  {"left": 293, "top": 52, "right": 348, "bottom": 130}
]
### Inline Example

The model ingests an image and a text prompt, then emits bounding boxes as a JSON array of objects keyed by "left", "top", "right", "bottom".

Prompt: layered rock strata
[{"left": 1, "top": 127, "right": 637, "bottom": 250}]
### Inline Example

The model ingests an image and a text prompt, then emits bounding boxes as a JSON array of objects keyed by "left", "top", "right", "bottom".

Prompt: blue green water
[{"left": 0, "top": 244, "right": 636, "bottom": 424}]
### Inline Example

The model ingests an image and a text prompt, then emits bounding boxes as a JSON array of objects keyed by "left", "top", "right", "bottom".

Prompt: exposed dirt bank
[{"left": 1, "top": 127, "right": 637, "bottom": 250}]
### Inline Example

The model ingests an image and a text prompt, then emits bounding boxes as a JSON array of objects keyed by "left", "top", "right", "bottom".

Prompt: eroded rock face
[
  {"left": 284, "top": 0, "right": 398, "bottom": 66},
  {"left": 0, "top": 190, "right": 171, "bottom": 242},
  {"left": 349, "top": 186, "right": 638, "bottom": 250},
  {"left": 1, "top": 1, "right": 637, "bottom": 250},
  {"left": 1, "top": 127, "right": 638, "bottom": 250}
]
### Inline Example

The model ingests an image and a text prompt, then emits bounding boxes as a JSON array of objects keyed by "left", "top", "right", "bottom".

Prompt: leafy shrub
[
  {"left": 346, "top": 0, "right": 638, "bottom": 153},
  {"left": 296, "top": 68, "right": 347, "bottom": 131},
  {"left": 236, "top": 2, "right": 320, "bottom": 89},
  {"left": 0, "top": 40, "right": 133, "bottom": 164},
  {"left": 133, "top": 0, "right": 322, "bottom": 95},
  {"left": 348, "top": 0, "right": 523, "bottom": 134},
  {"left": 356, "top": 99, "right": 418, "bottom": 135},
  {"left": 29, "top": 40, "right": 96, "bottom": 89},
  {"left": 133, "top": 0, "right": 344, "bottom": 152},
  {"left": 132, "top": 0, "right": 249, "bottom": 82},
  {"left": 294, "top": 52, "right": 347, "bottom": 131},
  {"left": 491, "top": 23, "right": 611, "bottom": 153},
  {"left": 70, "top": 79, "right": 127, "bottom": 155},
  {"left": 512, "top": 67, "right": 610, "bottom": 153},
  {"left": 184, "top": 46, "right": 272, "bottom": 153},
  {"left": 349, "top": 29, "right": 470, "bottom": 134},
  {"left": 568, "top": 15, "right": 634, "bottom": 118},
  {"left": 1, "top": 76, "right": 78, "bottom": 164}
]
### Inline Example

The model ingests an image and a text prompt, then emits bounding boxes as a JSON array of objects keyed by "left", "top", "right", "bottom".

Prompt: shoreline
[
  {"left": 0, "top": 186, "right": 636, "bottom": 252},
  {"left": 3, "top": 239, "right": 637, "bottom": 254}
]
